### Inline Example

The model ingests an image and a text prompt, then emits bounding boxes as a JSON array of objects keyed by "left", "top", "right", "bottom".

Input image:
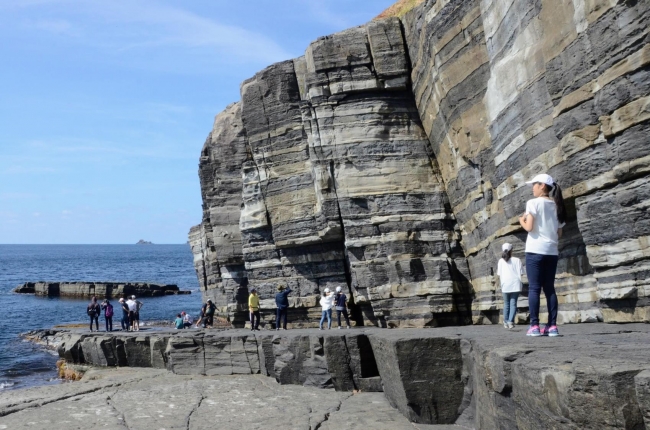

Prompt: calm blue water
[{"left": 0, "top": 245, "right": 201, "bottom": 391}]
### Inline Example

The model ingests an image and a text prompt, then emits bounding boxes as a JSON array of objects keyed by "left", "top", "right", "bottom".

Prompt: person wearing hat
[
  {"left": 519, "top": 173, "right": 567, "bottom": 337},
  {"left": 248, "top": 288, "right": 260, "bottom": 331},
  {"left": 319, "top": 288, "right": 335, "bottom": 330},
  {"left": 497, "top": 243, "right": 523, "bottom": 329},
  {"left": 275, "top": 285, "right": 292, "bottom": 330},
  {"left": 334, "top": 286, "right": 351, "bottom": 329}
]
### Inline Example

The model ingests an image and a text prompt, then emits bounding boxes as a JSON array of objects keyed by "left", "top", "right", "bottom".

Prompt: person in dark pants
[
  {"left": 87, "top": 296, "right": 101, "bottom": 332},
  {"left": 334, "top": 286, "right": 351, "bottom": 329},
  {"left": 101, "top": 299, "right": 114, "bottom": 332},
  {"left": 248, "top": 288, "right": 260, "bottom": 331},
  {"left": 197, "top": 299, "right": 216, "bottom": 328},
  {"left": 119, "top": 298, "right": 130, "bottom": 331},
  {"left": 275, "top": 285, "right": 292, "bottom": 330},
  {"left": 519, "top": 173, "right": 566, "bottom": 337}
]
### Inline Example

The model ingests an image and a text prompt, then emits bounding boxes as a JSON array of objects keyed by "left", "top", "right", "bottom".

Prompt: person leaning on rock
[
  {"left": 497, "top": 243, "right": 523, "bottom": 329},
  {"left": 87, "top": 296, "right": 101, "bottom": 332},
  {"left": 519, "top": 173, "right": 566, "bottom": 337},
  {"left": 119, "top": 298, "right": 130, "bottom": 331},
  {"left": 334, "top": 286, "right": 351, "bottom": 329},
  {"left": 248, "top": 288, "right": 260, "bottom": 331},
  {"left": 275, "top": 285, "right": 292, "bottom": 330}
]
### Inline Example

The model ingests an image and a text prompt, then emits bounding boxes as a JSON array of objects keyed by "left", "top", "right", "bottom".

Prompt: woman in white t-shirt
[
  {"left": 497, "top": 243, "right": 523, "bottom": 329},
  {"left": 519, "top": 174, "right": 566, "bottom": 337}
]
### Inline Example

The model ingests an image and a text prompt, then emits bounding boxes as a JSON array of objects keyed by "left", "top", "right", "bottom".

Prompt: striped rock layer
[{"left": 191, "top": 0, "right": 650, "bottom": 327}]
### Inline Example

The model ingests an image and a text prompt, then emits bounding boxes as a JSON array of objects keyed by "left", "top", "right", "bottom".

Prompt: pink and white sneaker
[
  {"left": 526, "top": 325, "right": 541, "bottom": 337},
  {"left": 541, "top": 325, "right": 559, "bottom": 337}
]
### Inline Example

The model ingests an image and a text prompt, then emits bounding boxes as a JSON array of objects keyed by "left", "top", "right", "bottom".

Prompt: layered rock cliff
[{"left": 190, "top": 0, "right": 650, "bottom": 327}]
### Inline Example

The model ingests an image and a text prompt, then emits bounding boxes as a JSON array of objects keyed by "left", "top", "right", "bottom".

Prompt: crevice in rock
[
  {"left": 186, "top": 391, "right": 206, "bottom": 430},
  {"left": 310, "top": 395, "right": 350, "bottom": 430},
  {"left": 341, "top": 335, "right": 358, "bottom": 391},
  {"left": 105, "top": 389, "right": 130, "bottom": 429}
]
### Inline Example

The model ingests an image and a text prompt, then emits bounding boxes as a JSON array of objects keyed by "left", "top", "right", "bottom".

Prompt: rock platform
[
  {"left": 13, "top": 281, "right": 190, "bottom": 297},
  {"left": 48, "top": 323, "right": 650, "bottom": 428}
]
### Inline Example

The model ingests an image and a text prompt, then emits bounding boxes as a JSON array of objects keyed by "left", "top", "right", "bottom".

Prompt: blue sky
[{"left": 0, "top": 0, "right": 395, "bottom": 244}]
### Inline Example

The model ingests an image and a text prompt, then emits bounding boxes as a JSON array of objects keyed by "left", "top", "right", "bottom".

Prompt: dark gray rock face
[
  {"left": 191, "top": 0, "right": 650, "bottom": 327},
  {"left": 14, "top": 281, "right": 186, "bottom": 297},
  {"left": 51, "top": 324, "right": 650, "bottom": 427}
]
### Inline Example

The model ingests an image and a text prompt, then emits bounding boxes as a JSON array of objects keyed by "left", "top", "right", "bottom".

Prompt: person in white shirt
[
  {"left": 519, "top": 173, "right": 567, "bottom": 338},
  {"left": 182, "top": 311, "right": 193, "bottom": 329},
  {"left": 319, "top": 288, "right": 335, "bottom": 330},
  {"left": 126, "top": 296, "right": 137, "bottom": 331},
  {"left": 497, "top": 243, "right": 523, "bottom": 329}
]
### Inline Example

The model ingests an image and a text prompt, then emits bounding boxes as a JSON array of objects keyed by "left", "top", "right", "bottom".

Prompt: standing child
[
  {"left": 497, "top": 243, "right": 523, "bottom": 329},
  {"left": 519, "top": 173, "right": 566, "bottom": 337}
]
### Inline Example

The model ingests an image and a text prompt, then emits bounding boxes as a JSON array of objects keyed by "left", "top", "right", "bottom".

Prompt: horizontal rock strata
[
  {"left": 13, "top": 282, "right": 188, "bottom": 297},
  {"left": 52, "top": 323, "right": 650, "bottom": 428},
  {"left": 191, "top": 0, "right": 650, "bottom": 327}
]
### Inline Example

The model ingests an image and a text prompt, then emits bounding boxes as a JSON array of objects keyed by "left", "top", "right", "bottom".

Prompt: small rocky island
[
  {"left": 135, "top": 239, "right": 153, "bottom": 245},
  {"left": 14, "top": 282, "right": 190, "bottom": 297}
]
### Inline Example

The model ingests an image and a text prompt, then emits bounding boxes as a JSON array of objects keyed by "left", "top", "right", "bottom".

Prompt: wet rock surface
[{"left": 31, "top": 323, "right": 650, "bottom": 428}]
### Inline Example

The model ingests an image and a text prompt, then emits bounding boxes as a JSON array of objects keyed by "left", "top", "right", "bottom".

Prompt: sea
[{"left": 0, "top": 244, "right": 202, "bottom": 392}]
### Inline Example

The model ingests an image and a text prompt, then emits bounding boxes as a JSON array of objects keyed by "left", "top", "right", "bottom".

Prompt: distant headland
[
  {"left": 136, "top": 240, "right": 153, "bottom": 245},
  {"left": 14, "top": 282, "right": 191, "bottom": 298}
]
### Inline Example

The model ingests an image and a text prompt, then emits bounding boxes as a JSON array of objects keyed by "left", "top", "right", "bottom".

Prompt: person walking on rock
[
  {"left": 334, "top": 286, "right": 351, "bottom": 329},
  {"left": 87, "top": 297, "right": 100, "bottom": 332},
  {"left": 101, "top": 299, "right": 114, "bottom": 332},
  {"left": 275, "top": 285, "right": 292, "bottom": 330},
  {"left": 519, "top": 173, "right": 566, "bottom": 337},
  {"left": 319, "top": 288, "right": 334, "bottom": 330},
  {"left": 249, "top": 288, "right": 260, "bottom": 331},
  {"left": 497, "top": 243, "right": 523, "bottom": 329},
  {"left": 119, "top": 298, "right": 130, "bottom": 331}
]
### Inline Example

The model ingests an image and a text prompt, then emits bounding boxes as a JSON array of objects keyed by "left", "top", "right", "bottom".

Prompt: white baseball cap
[
  {"left": 336, "top": 286, "right": 342, "bottom": 293},
  {"left": 502, "top": 243, "right": 512, "bottom": 252},
  {"left": 525, "top": 174, "right": 554, "bottom": 186},
  {"left": 324, "top": 288, "right": 330, "bottom": 293}
]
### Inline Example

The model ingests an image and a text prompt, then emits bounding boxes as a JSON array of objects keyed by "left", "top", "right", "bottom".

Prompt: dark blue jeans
[
  {"left": 121, "top": 311, "right": 129, "bottom": 330},
  {"left": 526, "top": 252, "right": 559, "bottom": 326},
  {"left": 276, "top": 308, "right": 288, "bottom": 329}
]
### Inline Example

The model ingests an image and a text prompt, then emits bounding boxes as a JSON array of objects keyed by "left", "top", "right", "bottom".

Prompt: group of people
[
  {"left": 87, "top": 295, "right": 142, "bottom": 332},
  {"left": 174, "top": 311, "right": 193, "bottom": 329},
  {"left": 247, "top": 284, "right": 351, "bottom": 331},
  {"left": 497, "top": 173, "right": 566, "bottom": 337}
]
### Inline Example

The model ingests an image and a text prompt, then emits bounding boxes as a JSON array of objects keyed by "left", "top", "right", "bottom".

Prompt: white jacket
[{"left": 320, "top": 294, "right": 335, "bottom": 311}]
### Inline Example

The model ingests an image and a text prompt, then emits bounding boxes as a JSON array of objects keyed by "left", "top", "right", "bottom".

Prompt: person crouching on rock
[
  {"left": 181, "top": 311, "right": 193, "bottom": 329},
  {"left": 249, "top": 288, "right": 260, "bottom": 331},
  {"left": 198, "top": 299, "right": 216, "bottom": 328},
  {"left": 174, "top": 313, "right": 184, "bottom": 329},
  {"left": 319, "top": 288, "right": 334, "bottom": 330},
  {"left": 101, "top": 299, "right": 114, "bottom": 332},
  {"left": 275, "top": 285, "right": 292, "bottom": 330},
  {"left": 334, "top": 286, "right": 351, "bottom": 329},
  {"left": 519, "top": 173, "right": 566, "bottom": 337},
  {"left": 497, "top": 243, "right": 523, "bottom": 329},
  {"left": 87, "top": 296, "right": 100, "bottom": 332},
  {"left": 119, "top": 298, "right": 130, "bottom": 331}
]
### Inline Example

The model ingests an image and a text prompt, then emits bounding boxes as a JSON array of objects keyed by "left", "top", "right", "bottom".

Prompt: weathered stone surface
[{"left": 14, "top": 281, "right": 186, "bottom": 297}]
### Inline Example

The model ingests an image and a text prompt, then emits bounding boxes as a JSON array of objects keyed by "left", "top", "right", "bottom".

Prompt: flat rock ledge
[
  {"left": 13, "top": 281, "right": 190, "bottom": 297},
  {"left": 37, "top": 323, "right": 650, "bottom": 428}
]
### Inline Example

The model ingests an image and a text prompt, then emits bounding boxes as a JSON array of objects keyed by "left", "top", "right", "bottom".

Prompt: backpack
[{"left": 105, "top": 303, "right": 114, "bottom": 318}]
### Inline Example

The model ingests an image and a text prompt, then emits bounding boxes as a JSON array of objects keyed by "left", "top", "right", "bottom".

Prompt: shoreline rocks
[
  {"left": 13, "top": 281, "right": 191, "bottom": 297},
  {"left": 33, "top": 323, "right": 650, "bottom": 428}
]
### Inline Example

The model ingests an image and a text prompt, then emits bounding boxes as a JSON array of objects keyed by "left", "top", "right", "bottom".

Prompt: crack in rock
[
  {"left": 105, "top": 389, "right": 130, "bottom": 430},
  {"left": 186, "top": 388, "right": 206, "bottom": 430},
  {"left": 310, "top": 394, "right": 351, "bottom": 430}
]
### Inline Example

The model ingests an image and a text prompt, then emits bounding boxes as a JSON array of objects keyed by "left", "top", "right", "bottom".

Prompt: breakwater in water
[
  {"left": 47, "top": 323, "right": 650, "bottom": 428},
  {"left": 14, "top": 281, "right": 190, "bottom": 297}
]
